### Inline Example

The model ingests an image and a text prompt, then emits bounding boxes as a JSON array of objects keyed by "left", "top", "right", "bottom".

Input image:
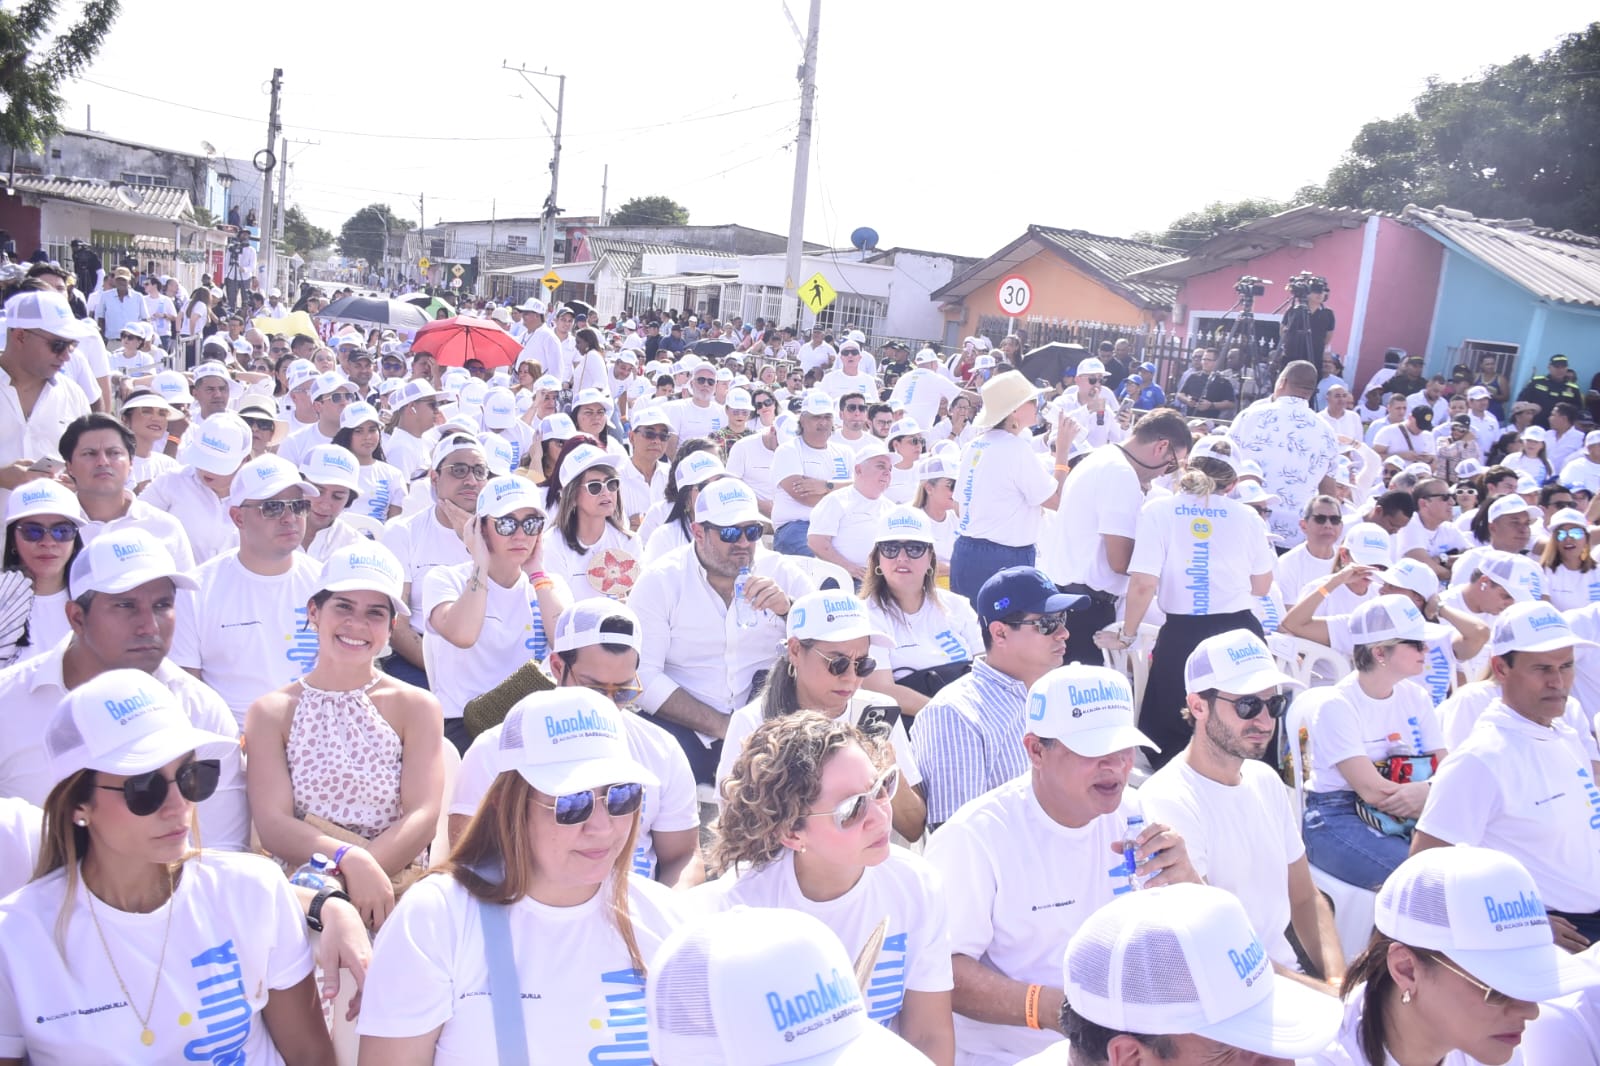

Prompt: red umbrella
[{"left": 409, "top": 315, "right": 523, "bottom": 369}]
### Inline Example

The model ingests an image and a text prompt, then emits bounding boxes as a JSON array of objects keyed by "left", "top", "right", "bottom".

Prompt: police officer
[{"left": 1515, "top": 353, "right": 1584, "bottom": 427}]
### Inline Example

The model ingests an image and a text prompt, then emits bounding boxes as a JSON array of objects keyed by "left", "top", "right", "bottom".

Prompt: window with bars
[{"left": 818, "top": 292, "right": 887, "bottom": 341}]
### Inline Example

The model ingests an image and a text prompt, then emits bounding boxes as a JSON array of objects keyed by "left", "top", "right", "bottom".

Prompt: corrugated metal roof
[
  {"left": 10, "top": 175, "right": 196, "bottom": 222},
  {"left": 1402, "top": 204, "right": 1600, "bottom": 309},
  {"left": 582, "top": 237, "right": 735, "bottom": 282},
  {"left": 1030, "top": 226, "right": 1182, "bottom": 308},
  {"left": 1125, "top": 205, "right": 1374, "bottom": 284}
]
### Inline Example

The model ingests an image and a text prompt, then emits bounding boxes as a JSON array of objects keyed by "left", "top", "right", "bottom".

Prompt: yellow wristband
[{"left": 1024, "top": 984, "right": 1043, "bottom": 1030}]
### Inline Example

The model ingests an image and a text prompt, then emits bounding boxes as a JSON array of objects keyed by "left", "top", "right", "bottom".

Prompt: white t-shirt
[
  {"left": 129, "top": 450, "right": 180, "bottom": 489},
  {"left": 170, "top": 550, "right": 324, "bottom": 723},
  {"left": 691, "top": 848, "right": 952, "bottom": 1027},
  {"left": 1318, "top": 406, "right": 1364, "bottom": 443},
  {"left": 1560, "top": 457, "right": 1600, "bottom": 495},
  {"left": 1438, "top": 585, "right": 1495, "bottom": 684},
  {"left": 619, "top": 457, "right": 667, "bottom": 522},
  {"left": 0, "top": 796, "right": 41, "bottom": 898},
  {"left": 1303, "top": 989, "right": 1502, "bottom": 1066},
  {"left": 1051, "top": 445, "right": 1144, "bottom": 594},
  {"left": 1546, "top": 564, "right": 1600, "bottom": 612},
  {"left": 138, "top": 467, "right": 237, "bottom": 564},
  {"left": 886, "top": 463, "right": 918, "bottom": 505},
  {"left": 80, "top": 496, "right": 196, "bottom": 573},
  {"left": 1139, "top": 758, "right": 1303, "bottom": 968},
  {"left": 357, "top": 873, "right": 681, "bottom": 1065},
  {"left": 422, "top": 563, "right": 538, "bottom": 720},
  {"left": 725, "top": 432, "right": 779, "bottom": 502},
  {"left": 1128, "top": 493, "right": 1275, "bottom": 616},
  {"left": 640, "top": 519, "right": 690, "bottom": 567},
  {"left": 1523, "top": 977, "right": 1600, "bottom": 1066},
  {"left": 953, "top": 429, "right": 1056, "bottom": 547},
  {"left": 0, "top": 851, "right": 312, "bottom": 1065},
  {"left": 452, "top": 713, "right": 699, "bottom": 881},
  {"left": 808, "top": 487, "right": 893, "bottom": 569},
  {"left": 274, "top": 422, "right": 336, "bottom": 470},
  {"left": 1057, "top": 385, "right": 1125, "bottom": 448},
  {"left": 16, "top": 589, "right": 69, "bottom": 664},
  {"left": 888, "top": 368, "right": 960, "bottom": 431},
  {"left": 865, "top": 590, "right": 982, "bottom": 678},
  {"left": 382, "top": 507, "right": 470, "bottom": 633},
  {"left": 356, "top": 460, "right": 407, "bottom": 522},
  {"left": 1305, "top": 673, "right": 1443, "bottom": 794},
  {"left": 819, "top": 368, "right": 880, "bottom": 402},
  {"left": 770, "top": 437, "right": 854, "bottom": 527},
  {"left": 384, "top": 428, "right": 431, "bottom": 481},
  {"left": 1276, "top": 543, "right": 1336, "bottom": 605},
  {"left": 1396, "top": 513, "right": 1470, "bottom": 562},
  {"left": 664, "top": 398, "right": 726, "bottom": 442},
  {"left": 541, "top": 523, "right": 642, "bottom": 604},
  {"left": 716, "top": 693, "right": 923, "bottom": 800},
  {"left": 797, "top": 341, "right": 836, "bottom": 374},
  {"left": 923, "top": 777, "right": 1144, "bottom": 1066}
]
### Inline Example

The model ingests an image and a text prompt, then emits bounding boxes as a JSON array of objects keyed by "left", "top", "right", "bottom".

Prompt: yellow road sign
[
  {"left": 541, "top": 270, "right": 562, "bottom": 291},
  {"left": 418, "top": 256, "right": 431, "bottom": 271},
  {"left": 451, "top": 264, "right": 465, "bottom": 278},
  {"left": 800, "top": 271, "right": 837, "bottom": 313}
]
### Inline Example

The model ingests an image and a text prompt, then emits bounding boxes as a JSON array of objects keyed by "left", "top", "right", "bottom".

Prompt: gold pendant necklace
[{"left": 85, "top": 864, "right": 176, "bottom": 1048}]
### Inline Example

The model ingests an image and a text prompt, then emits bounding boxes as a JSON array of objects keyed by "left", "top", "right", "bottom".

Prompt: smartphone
[
  {"left": 27, "top": 457, "right": 65, "bottom": 475},
  {"left": 855, "top": 703, "right": 902, "bottom": 740}
]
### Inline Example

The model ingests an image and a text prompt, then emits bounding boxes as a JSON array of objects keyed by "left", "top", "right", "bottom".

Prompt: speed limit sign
[{"left": 996, "top": 274, "right": 1033, "bottom": 317}]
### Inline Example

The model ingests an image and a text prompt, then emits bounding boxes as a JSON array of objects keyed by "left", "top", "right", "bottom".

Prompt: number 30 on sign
[{"left": 996, "top": 275, "right": 1032, "bottom": 317}]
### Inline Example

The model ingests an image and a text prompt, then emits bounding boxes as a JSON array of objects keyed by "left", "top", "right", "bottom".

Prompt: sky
[{"left": 48, "top": 0, "right": 1597, "bottom": 259}]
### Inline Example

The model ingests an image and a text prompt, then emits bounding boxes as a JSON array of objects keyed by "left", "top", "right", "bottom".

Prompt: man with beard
[{"left": 1138, "top": 630, "right": 1344, "bottom": 985}]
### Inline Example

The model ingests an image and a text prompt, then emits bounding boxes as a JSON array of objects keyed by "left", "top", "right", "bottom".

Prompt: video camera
[
  {"left": 1234, "top": 276, "right": 1268, "bottom": 298},
  {"left": 1285, "top": 271, "right": 1328, "bottom": 299}
]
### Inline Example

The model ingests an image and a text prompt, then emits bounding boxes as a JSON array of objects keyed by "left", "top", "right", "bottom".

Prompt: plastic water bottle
[
  {"left": 290, "top": 852, "right": 336, "bottom": 892},
  {"left": 1121, "top": 815, "right": 1145, "bottom": 892},
  {"left": 733, "top": 567, "right": 758, "bottom": 629}
]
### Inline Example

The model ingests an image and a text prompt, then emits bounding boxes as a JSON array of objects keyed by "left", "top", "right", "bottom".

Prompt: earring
[
  {"left": 75, "top": 818, "right": 87, "bottom": 827},
  {"left": 873, "top": 566, "right": 883, "bottom": 576},
  {"left": 1401, "top": 988, "right": 1412, "bottom": 1005},
  {"left": 786, "top": 660, "right": 797, "bottom": 678}
]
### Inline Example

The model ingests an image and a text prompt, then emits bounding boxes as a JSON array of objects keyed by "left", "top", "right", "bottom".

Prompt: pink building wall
[{"left": 1360, "top": 220, "right": 1444, "bottom": 386}]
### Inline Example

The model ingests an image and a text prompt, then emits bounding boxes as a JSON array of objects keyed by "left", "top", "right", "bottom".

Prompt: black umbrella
[
  {"left": 561, "top": 298, "right": 597, "bottom": 320},
  {"left": 693, "top": 339, "right": 737, "bottom": 358},
  {"left": 319, "top": 295, "right": 431, "bottom": 330},
  {"left": 1019, "top": 342, "right": 1089, "bottom": 387}
]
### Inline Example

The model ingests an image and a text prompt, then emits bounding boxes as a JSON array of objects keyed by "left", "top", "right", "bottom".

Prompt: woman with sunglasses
[
  {"left": 542, "top": 439, "right": 642, "bottom": 603},
  {"left": 725, "top": 388, "right": 781, "bottom": 510},
  {"left": 1540, "top": 506, "right": 1600, "bottom": 610},
  {"left": 1309, "top": 846, "right": 1600, "bottom": 1066},
  {"left": 705, "top": 711, "right": 954, "bottom": 1064},
  {"left": 717, "top": 591, "right": 926, "bottom": 841},
  {"left": 886, "top": 417, "right": 926, "bottom": 504},
  {"left": 641, "top": 443, "right": 725, "bottom": 564},
  {"left": 1301, "top": 595, "right": 1448, "bottom": 891},
  {"left": 357, "top": 688, "right": 680, "bottom": 1064},
  {"left": 1, "top": 480, "right": 86, "bottom": 667},
  {"left": 425, "top": 476, "right": 566, "bottom": 753},
  {"left": 0, "top": 670, "right": 335, "bottom": 1063},
  {"left": 859, "top": 507, "right": 981, "bottom": 716}
]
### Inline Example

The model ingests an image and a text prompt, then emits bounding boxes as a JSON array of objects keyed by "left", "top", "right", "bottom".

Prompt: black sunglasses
[
  {"left": 1308, "top": 513, "right": 1344, "bottom": 525},
  {"left": 878, "top": 541, "right": 929, "bottom": 559},
  {"left": 582, "top": 477, "right": 622, "bottom": 496},
  {"left": 754, "top": 399, "right": 776, "bottom": 409},
  {"left": 323, "top": 391, "right": 358, "bottom": 404},
  {"left": 243, "top": 417, "right": 276, "bottom": 433},
  {"left": 27, "top": 329, "right": 75, "bottom": 355},
  {"left": 491, "top": 514, "right": 546, "bottom": 537},
  {"left": 1006, "top": 613, "right": 1068, "bottom": 636},
  {"left": 18, "top": 521, "right": 77, "bottom": 543},
  {"left": 713, "top": 522, "right": 763, "bottom": 543},
  {"left": 1212, "top": 693, "right": 1291, "bottom": 720},
  {"left": 534, "top": 782, "right": 644, "bottom": 826},
  {"left": 97, "top": 759, "right": 221, "bottom": 816},
  {"left": 809, "top": 647, "right": 876, "bottom": 677},
  {"left": 843, "top": 404, "right": 867, "bottom": 413},
  {"left": 635, "top": 429, "right": 670, "bottom": 442},
  {"left": 243, "top": 498, "right": 311, "bottom": 518}
]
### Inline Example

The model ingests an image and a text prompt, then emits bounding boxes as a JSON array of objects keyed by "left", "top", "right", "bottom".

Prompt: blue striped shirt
[{"left": 910, "top": 656, "right": 1031, "bottom": 826}]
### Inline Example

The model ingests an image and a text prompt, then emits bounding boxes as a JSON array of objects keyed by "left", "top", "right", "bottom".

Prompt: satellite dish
[
  {"left": 116, "top": 186, "right": 143, "bottom": 209},
  {"left": 849, "top": 226, "right": 879, "bottom": 251}
]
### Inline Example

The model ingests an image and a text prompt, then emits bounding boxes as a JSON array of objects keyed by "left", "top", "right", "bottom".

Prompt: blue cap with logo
[{"left": 976, "top": 566, "right": 1083, "bottom": 627}]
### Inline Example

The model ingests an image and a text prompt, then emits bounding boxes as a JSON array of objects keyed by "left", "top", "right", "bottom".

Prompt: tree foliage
[
  {"left": 610, "top": 195, "right": 689, "bottom": 227},
  {"left": 0, "top": 0, "right": 121, "bottom": 149},
  {"left": 282, "top": 205, "right": 333, "bottom": 256},
  {"left": 337, "top": 203, "right": 413, "bottom": 264},
  {"left": 1136, "top": 198, "right": 1290, "bottom": 248}
]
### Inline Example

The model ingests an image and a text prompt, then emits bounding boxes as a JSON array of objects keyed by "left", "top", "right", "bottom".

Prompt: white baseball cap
[
  {"left": 476, "top": 475, "right": 542, "bottom": 519},
  {"left": 339, "top": 401, "right": 382, "bottom": 430},
  {"left": 631, "top": 406, "right": 671, "bottom": 431},
  {"left": 1489, "top": 600, "right": 1599, "bottom": 656},
  {"left": 1585, "top": 429, "right": 1600, "bottom": 448},
  {"left": 914, "top": 348, "right": 938, "bottom": 365},
  {"left": 179, "top": 412, "right": 252, "bottom": 476},
  {"left": 44, "top": 669, "right": 237, "bottom": 792},
  {"left": 1515, "top": 472, "right": 1541, "bottom": 495},
  {"left": 559, "top": 442, "right": 615, "bottom": 486},
  {"left": 227, "top": 453, "right": 320, "bottom": 508},
  {"left": 799, "top": 390, "right": 836, "bottom": 417},
  {"left": 1467, "top": 385, "right": 1492, "bottom": 400},
  {"left": 786, "top": 591, "right": 880, "bottom": 642},
  {"left": 571, "top": 386, "right": 615, "bottom": 415},
  {"left": 539, "top": 413, "right": 578, "bottom": 443},
  {"left": 1075, "top": 357, "right": 1107, "bottom": 377},
  {"left": 69, "top": 528, "right": 198, "bottom": 598},
  {"left": 489, "top": 689, "right": 657, "bottom": 794},
  {"left": 1025, "top": 664, "right": 1158, "bottom": 756},
  {"left": 5, "top": 479, "right": 87, "bottom": 526},
  {"left": 429, "top": 433, "right": 485, "bottom": 472},
  {"left": 852, "top": 436, "right": 891, "bottom": 463},
  {"left": 1382, "top": 557, "right": 1441, "bottom": 601},
  {"left": 2, "top": 289, "right": 97, "bottom": 340},
  {"left": 874, "top": 504, "right": 935, "bottom": 546},
  {"left": 1233, "top": 481, "right": 1281, "bottom": 508},
  {"left": 478, "top": 432, "right": 517, "bottom": 477},
  {"left": 886, "top": 417, "right": 922, "bottom": 441},
  {"left": 973, "top": 353, "right": 996, "bottom": 370},
  {"left": 1065, "top": 884, "right": 1342, "bottom": 1058},
  {"left": 1521, "top": 425, "right": 1548, "bottom": 443},
  {"left": 316, "top": 541, "right": 410, "bottom": 617},
  {"left": 299, "top": 445, "right": 361, "bottom": 493},
  {"left": 1188, "top": 435, "right": 1238, "bottom": 476},
  {"left": 714, "top": 368, "right": 735, "bottom": 382},
  {"left": 1547, "top": 507, "right": 1589, "bottom": 531},
  {"left": 1377, "top": 846, "right": 1600, "bottom": 1003},
  {"left": 516, "top": 297, "right": 548, "bottom": 315},
  {"left": 532, "top": 373, "right": 561, "bottom": 393},
  {"left": 457, "top": 380, "right": 489, "bottom": 409},
  {"left": 1454, "top": 458, "right": 1485, "bottom": 479},
  {"left": 1183, "top": 630, "right": 1301, "bottom": 696},
  {"left": 150, "top": 369, "right": 195, "bottom": 406},
  {"left": 676, "top": 450, "right": 726, "bottom": 489},
  {"left": 388, "top": 378, "right": 437, "bottom": 413},
  {"left": 694, "top": 477, "right": 763, "bottom": 527},
  {"left": 191, "top": 362, "right": 231, "bottom": 384},
  {"left": 284, "top": 360, "right": 318, "bottom": 393},
  {"left": 1347, "top": 594, "right": 1453, "bottom": 645},
  {"left": 1488, "top": 495, "right": 1531, "bottom": 523},
  {"left": 481, "top": 387, "right": 518, "bottom": 429},
  {"left": 1476, "top": 550, "right": 1543, "bottom": 603},
  {"left": 917, "top": 452, "right": 959, "bottom": 481},
  {"left": 1342, "top": 521, "right": 1393, "bottom": 567},
  {"left": 310, "top": 370, "right": 355, "bottom": 400},
  {"left": 648, "top": 906, "right": 927, "bottom": 1065},
  {"left": 724, "top": 388, "right": 754, "bottom": 412},
  {"left": 552, "top": 599, "right": 642, "bottom": 655}
]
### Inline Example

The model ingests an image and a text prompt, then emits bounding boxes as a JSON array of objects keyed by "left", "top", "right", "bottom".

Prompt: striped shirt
[{"left": 910, "top": 656, "right": 1031, "bottom": 827}]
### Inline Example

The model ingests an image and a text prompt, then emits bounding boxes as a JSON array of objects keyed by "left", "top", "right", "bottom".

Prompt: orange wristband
[{"left": 1024, "top": 983, "right": 1043, "bottom": 1030}]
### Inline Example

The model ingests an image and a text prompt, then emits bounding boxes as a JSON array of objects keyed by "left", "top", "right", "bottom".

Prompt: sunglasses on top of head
[
  {"left": 97, "top": 759, "right": 221, "bottom": 816},
  {"left": 1211, "top": 693, "right": 1291, "bottom": 720},
  {"left": 803, "top": 766, "right": 900, "bottom": 831},
  {"left": 534, "top": 782, "right": 644, "bottom": 826}
]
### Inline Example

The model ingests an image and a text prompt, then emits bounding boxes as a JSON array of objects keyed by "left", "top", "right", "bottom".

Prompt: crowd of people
[{"left": 0, "top": 251, "right": 1599, "bottom": 1066}]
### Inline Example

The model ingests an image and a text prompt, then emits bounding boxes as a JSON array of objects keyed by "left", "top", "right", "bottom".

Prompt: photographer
[
  {"left": 1281, "top": 273, "right": 1335, "bottom": 367},
  {"left": 224, "top": 233, "right": 256, "bottom": 312}
]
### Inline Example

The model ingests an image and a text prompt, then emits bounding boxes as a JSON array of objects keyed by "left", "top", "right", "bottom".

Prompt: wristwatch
[{"left": 307, "top": 886, "right": 353, "bottom": 933}]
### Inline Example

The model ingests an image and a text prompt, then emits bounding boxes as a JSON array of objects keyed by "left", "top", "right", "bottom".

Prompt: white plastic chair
[
  {"left": 1270, "top": 633, "right": 1351, "bottom": 689},
  {"left": 786, "top": 555, "right": 852, "bottom": 591},
  {"left": 1102, "top": 623, "right": 1160, "bottom": 715}
]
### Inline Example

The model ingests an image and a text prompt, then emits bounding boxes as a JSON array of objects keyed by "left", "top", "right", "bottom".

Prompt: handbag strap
[{"left": 477, "top": 899, "right": 531, "bottom": 1066}]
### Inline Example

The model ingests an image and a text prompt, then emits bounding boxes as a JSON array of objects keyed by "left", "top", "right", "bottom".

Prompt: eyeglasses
[
  {"left": 692, "top": 377, "right": 716, "bottom": 386},
  {"left": 897, "top": 437, "right": 926, "bottom": 448},
  {"left": 808, "top": 647, "right": 876, "bottom": 677},
  {"left": 443, "top": 463, "right": 489, "bottom": 481},
  {"left": 17, "top": 521, "right": 77, "bottom": 543},
  {"left": 1455, "top": 488, "right": 1479, "bottom": 496},
  {"left": 1081, "top": 376, "right": 1103, "bottom": 385},
  {"left": 712, "top": 522, "right": 763, "bottom": 543},
  {"left": 26, "top": 330, "right": 76, "bottom": 356},
  {"left": 96, "top": 759, "right": 220, "bottom": 817},
  {"left": 491, "top": 514, "right": 546, "bottom": 537},
  {"left": 842, "top": 404, "right": 867, "bottom": 413},
  {"left": 533, "top": 782, "right": 644, "bottom": 826},
  {"left": 1431, "top": 954, "right": 1511, "bottom": 1007},
  {"left": 754, "top": 399, "right": 776, "bottom": 409},
  {"left": 243, "top": 498, "right": 311, "bottom": 518},
  {"left": 584, "top": 678, "right": 644, "bottom": 706},
  {"left": 803, "top": 766, "right": 900, "bottom": 831},
  {"left": 1212, "top": 692, "right": 1291, "bottom": 720},
  {"left": 1556, "top": 527, "right": 1588, "bottom": 542},
  {"left": 243, "top": 418, "right": 276, "bottom": 433},
  {"left": 1389, "top": 638, "right": 1427, "bottom": 652},
  {"left": 1308, "top": 513, "right": 1344, "bottom": 526},
  {"left": 323, "top": 392, "right": 357, "bottom": 404},
  {"left": 582, "top": 477, "right": 622, "bottom": 496},
  {"left": 878, "top": 541, "right": 929, "bottom": 559},
  {"left": 635, "top": 428, "right": 670, "bottom": 442},
  {"left": 1005, "top": 613, "right": 1069, "bottom": 636},
  {"left": 1417, "top": 493, "right": 1453, "bottom": 502}
]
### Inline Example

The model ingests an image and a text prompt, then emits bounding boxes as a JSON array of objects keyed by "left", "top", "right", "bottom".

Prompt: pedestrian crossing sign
[{"left": 800, "top": 271, "right": 837, "bottom": 313}]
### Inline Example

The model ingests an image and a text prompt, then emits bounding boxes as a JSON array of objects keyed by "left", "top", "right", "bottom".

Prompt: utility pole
[
  {"left": 275, "top": 136, "right": 288, "bottom": 241},
  {"left": 600, "top": 164, "right": 609, "bottom": 226},
  {"left": 502, "top": 62, "right": 566, "bottom": 272},
  {"left": 258, "top": 68, "right": 283, "bottom": 295},
  {"left": 783, "top": 0, "right": 819, "bottom": 330},
  {"left": 416, "top": 191, "right": 426, "bottom": 284}
]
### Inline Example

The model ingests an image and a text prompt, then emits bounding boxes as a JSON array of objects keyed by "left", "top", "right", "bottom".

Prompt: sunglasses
[
  {"left": 712, "top": 522, "right": 763, "bottom": 543},
  {"left": 1308, "top": 513, "right": 1344, "bottom": 526},
  {"left": 1212, "top": 692, "right": 1291, "bottom": 720},
  {"left": 534, "top": 782, "right": 644, "bottom": 826},
  {"left": 1081, "top": 376, "right": 1103, "bottom": 385},
  {"left": 443, "top": 463, "right": 490, "bottom": 481},
  {"left": 1431, "top": 954, "right": 1510, "bottom": 1007},
  {"left": 582, "top": 477, "right": 622, "bottom": 496},
  {"left": 243, "top": 417, "right": 276, "bottom": 433},
  {"left": 803, "top": 766, "right": 900, "bottom": 831},
  {"left": 27, "top": 330, "right": 76, "bottom": 355},
  {"left": 1456, "top": 488, "right": 1479, "bottom": 496},
  {"left": 585, "top": 678, "right": 644, "bottom": 706},
  {"left": 692, "top": 377, "right": 716, "bottom": 386},
  {"left": 635, "top": 429, "right": 671, "bottom": 442},
  {"left": 97, "top": 759, "right": 221, "bottom": 817},
  {"left": 898, "top": 437, "right": 926, "bottom": 448},
  {"left": 754, "top": 399, "right": 776, "bottom": 409},
  {"left": 809, "top": 647, "right": 876, "bottom": 677},
  {"left": 1006, "top": 613, "right": 1068, "bottom": 636},
  {"left": 878, "top": 541, "right": 929, "bottom": 559},
  {"left": 243, "top": 498, "right": 311, "bottom": 518},
  {"left": 843, "top": 404, "right": 867, "bottom": 413},
  {"left": 17, "top": 521, "right": 77, "bottom": 543},
  {"left": 323, "top": 392, "right": 357, "bottom": 404},
  {"left": 491, "top": 514, "right": 546, "bottom": 537},
  {"left": 1556, "top": 527, "right": 1587, "bottom": 542}
]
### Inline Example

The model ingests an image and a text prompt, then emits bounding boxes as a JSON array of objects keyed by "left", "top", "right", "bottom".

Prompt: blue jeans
[
  {"left": 1303, "top": 789, "right": 1411, "bottom": 890},
  {"left": 949, "top": 536, "right": 1035, "bottom": 602},
  {"left": 774, "top": 519, "right": 813, "bottom": 557}
]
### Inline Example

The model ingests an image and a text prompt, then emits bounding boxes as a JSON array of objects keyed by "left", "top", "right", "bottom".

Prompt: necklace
[{"left": 85, "top": 864, "right": 176, "bottom": 1048}]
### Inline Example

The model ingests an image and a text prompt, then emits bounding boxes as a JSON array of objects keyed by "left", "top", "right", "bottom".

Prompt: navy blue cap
[{"left": 976, "top": 567, "right": 1084, "bottom": 627}]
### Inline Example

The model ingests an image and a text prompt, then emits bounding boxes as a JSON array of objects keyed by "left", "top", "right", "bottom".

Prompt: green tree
[
  {"left": 337, "top": 203, "right": 413, "bottom": 265},
  {"left": 0, "top": 0, "right": 121, "bottom": 149},
  {"left": 282, "top": 205, "right": 333, "bottom": 256},
  {"left": 610, "top": 195, "right": 689, "bottom": 226},
  {"left": 1321, "top": 23, "right": 1600, "bottom": 232},
  {"left": 1139, "top": 198, "right": 1289, "bottom": 248}
]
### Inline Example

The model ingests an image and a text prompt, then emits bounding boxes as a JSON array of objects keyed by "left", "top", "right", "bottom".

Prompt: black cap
[{"left": 1551, "top": 354, "right": 1570, "bottom": 366}]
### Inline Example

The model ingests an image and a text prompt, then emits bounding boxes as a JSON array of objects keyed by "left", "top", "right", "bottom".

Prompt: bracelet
[
  {"left": 306, "top": 886, "right": 352, "bottom": 933},
  {"left": 527, "top": 570, "right": 548, "bottom": 581},
  {"left": 1024, "top": 983, "right": 1043, "bottom": 1030},
  {"left": 331, "top": 843, "right": 354, "bottom": 870},
  {"left": 1315, "top": 584, "right": 1333, "bottom": 599},
  {"left": 532, "top": 579, "right": 556, "bottom": 593},
  {"left": 1054, "top": 463, "right": 1071, "bottom": 473}
]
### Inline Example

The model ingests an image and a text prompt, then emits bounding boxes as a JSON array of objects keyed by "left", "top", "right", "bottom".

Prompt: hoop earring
[
  {"left": 873, "top": 566, "right": 883, "bottom": 576},
  {"left": 786, "top": 659, "right": 797, "bottom": 678}
]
